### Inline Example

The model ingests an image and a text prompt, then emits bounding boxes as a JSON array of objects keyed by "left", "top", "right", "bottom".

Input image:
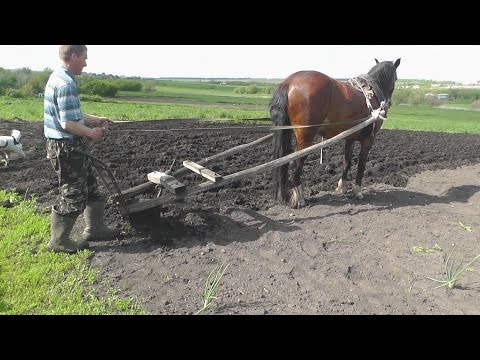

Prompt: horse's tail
[{"left": 270, "top": 82, "right": 292, "bottom": 203}]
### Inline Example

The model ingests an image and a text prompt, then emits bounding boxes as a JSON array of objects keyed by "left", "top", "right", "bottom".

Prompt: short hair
[{"left": 59, "top": 45, "right": 87, "bottom": 62}]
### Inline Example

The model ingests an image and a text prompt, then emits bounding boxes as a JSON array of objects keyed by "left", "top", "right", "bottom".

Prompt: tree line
[
  {"left": 0, "top": 67, "right": 144, "bottom": 99},
  {"left": 1, "top": 67, "right": 480, "bottom": 107}
]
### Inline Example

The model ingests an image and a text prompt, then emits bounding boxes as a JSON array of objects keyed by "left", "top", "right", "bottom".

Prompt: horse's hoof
[
  {"left": 336, "top": 179, "right": 345, "bottom": 194},
  {"left": 290, "top": 192, "right": 299, "bottom": 209},
  {"left": 353, "top": 185, "right": 363, "bottom": 199},
  {"left": 290, "top": 186, "right": 306, "bottom": 209},
  {"left": 290, "top": 199, "right": 305, "bottom": 209}
]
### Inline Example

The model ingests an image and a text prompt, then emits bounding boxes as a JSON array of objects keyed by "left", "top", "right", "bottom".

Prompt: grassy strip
[
  {"left": 118, "top": 88, "right": 271, "bottom": 105},
  {"left": 0, "top": 190, "right": 145, "bottom": 315},
  {"left": 385, "top": 105, "right": 480, "bottom": 134},
  {"left": 0, "top": 96, "right": 268, "bottom": 122},
  {"left": 1, "top": 98, "right": 480, "bottom": 134}
]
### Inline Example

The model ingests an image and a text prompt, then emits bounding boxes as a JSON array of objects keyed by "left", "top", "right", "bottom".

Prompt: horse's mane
[{"left": 360, "top": 61, "right": 397, "bottom": 103}]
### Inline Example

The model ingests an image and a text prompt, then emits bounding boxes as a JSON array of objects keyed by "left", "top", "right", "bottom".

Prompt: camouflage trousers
[{"left": 46, "top": 137, "right": 103, "bottom": 216}]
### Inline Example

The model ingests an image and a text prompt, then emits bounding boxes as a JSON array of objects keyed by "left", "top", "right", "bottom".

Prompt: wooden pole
[
  {"left": 120, "top": 133, "right": 273, "bottom": 200},
  {"left": 320, "top": 137, "right": 323, "bottom": 164},
  {"left": 127, "top": 110, "right": 385, "bottom": 214}
]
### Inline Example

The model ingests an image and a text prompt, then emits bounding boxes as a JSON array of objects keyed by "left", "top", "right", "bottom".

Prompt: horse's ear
[
  {"left": 375, "top": 58, "right": 380, "bottom": 64},
  {"left": 394, "top": 58, "right": 401, "bottom": 68}
]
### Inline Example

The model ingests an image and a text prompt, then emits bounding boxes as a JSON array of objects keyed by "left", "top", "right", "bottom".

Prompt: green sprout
[
  {"left": 458, "top": 221, "right": 473, "bottom": 232},
  {"left": 413, "top": 244, "right": 442, "bottom": 253},
  {"left": 195, "top": 260, "right": 229, "bottom": 315},
  {"left": 427, "top": 244, "right": 480, "bottom": 289}
]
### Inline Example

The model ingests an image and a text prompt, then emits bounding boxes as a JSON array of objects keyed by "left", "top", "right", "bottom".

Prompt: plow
[{"left": 93, "top": 108, "right": 386, "bottom": 218}]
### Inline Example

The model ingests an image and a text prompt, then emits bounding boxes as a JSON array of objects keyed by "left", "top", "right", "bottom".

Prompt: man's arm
[
  {"left": 64, "top": 121, "right": 104, "bottom": 141},
  {"left": 84, "top": 114, "right": 114, "bottom": 128}
]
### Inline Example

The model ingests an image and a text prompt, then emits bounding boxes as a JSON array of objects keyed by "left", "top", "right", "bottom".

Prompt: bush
[
  {"left": 233, "top": 84, "right": 274, "bottom": 95},
  {"left": 392, "top": 89, "right": 409, "bottom": 105},
  {"left": 472, "top": 99, "right": 480, "bottom": 110},
  {"left": 80, "top": 80, "right": 118, "bottom": 97},
  {"left": 79, "top": 94, "right": 105, "bottom": 102},
  {"left": 143, "top": 84, "right": 156, "bottom": 92},
  {"left": 424, "top": 95, "right": 444, "bottom": 107},
  {"left": 113, "top": 80, "right": 142, "bottom": 91},
  {"left": 5, "top": 88, "right": 27, "bottom": 98}
]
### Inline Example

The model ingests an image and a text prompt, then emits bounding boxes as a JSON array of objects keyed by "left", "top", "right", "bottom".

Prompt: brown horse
[{"left": 270, "top": 58, "right": 401, "bottom": 208}]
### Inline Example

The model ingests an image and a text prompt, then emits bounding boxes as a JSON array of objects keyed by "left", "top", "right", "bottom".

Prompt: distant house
[{"left": 425, "top": 93, "right": 449, "bottom": 100}]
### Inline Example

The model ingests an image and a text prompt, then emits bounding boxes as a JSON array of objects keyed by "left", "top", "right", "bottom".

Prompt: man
[{"left": 44, "top": 45, "right": 120, "bottom": 254}]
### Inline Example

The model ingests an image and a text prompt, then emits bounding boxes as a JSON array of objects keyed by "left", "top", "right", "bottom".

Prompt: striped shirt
[{"left": 44, "top": 67, "right": 84, "bottom": 139}]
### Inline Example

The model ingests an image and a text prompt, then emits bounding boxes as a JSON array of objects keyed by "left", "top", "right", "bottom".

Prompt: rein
[{"left": 109, "top": 115, "right": 378, "bottom": 133}]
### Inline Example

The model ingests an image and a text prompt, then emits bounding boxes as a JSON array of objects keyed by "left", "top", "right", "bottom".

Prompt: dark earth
[{"left": 2, "top": 117, "right": 480, "bottom": 315}]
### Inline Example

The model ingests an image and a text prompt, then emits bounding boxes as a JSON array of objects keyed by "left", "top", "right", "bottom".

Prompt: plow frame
[{"left": 106, "top": 108, "right": 386, "bottom": 217}]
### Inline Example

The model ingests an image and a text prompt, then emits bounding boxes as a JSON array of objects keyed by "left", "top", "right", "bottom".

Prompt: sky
[{"left": 0, "top": 45, "right": 478, "bottom": 84}]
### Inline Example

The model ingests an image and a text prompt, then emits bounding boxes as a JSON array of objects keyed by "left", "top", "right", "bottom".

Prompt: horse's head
[{"left": 366, "top": 58, "right": 401, "bottom": 111}]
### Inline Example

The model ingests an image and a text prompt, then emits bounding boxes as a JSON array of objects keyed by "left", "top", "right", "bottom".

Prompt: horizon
[{"left": 0, "top": 45, "right": 479, "bottom": 85}]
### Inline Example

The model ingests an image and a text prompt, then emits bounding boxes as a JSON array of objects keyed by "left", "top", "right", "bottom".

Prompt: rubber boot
[
  {"left": 83, "top": 200, "right": 120, "bottom": 241},
  {"left": 47, "top": 207, "right": 89, "bottom": 254}
]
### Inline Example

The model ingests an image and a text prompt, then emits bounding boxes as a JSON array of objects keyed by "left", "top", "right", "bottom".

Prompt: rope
[
  {"left": 107, "top": 115, "right": 376, "bottom": 133},
  {"left": 351, "top": 77, "right": 373, "bottom": 112}
]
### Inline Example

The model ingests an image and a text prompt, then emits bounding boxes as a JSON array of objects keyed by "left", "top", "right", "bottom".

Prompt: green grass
[
  {"left": 2, "top": 97, "right": 480, "bottom": 134},
  {"left": 0, "top": 190, "right": 145, "bottom": 314},
  {"left": 117, "top": 92, "right": 269, "bottom": 105},
  {"left": 0, "top": 97, "right": 45, "bottom": 121},
  {"left": 0, "top": 96, "right": 268, "bottom": 122},
  {"left": 385, "top": 105, "right": 480, "bottom": 134},
  {"left": 118, "top": 83, "right": 271, "bottom": 105},
  {"left": 82, "top": 100, "right": 268, "bottom": 121}
]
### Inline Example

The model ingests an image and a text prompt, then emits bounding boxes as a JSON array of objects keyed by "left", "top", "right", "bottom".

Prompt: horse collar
[{"left": 349, "top": 77, "right": 374, "bottom": 111}]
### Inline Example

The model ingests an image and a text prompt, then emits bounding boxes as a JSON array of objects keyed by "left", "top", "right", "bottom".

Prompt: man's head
[{"left": 59, "top": 45, "right": 88, "bottom": 75}]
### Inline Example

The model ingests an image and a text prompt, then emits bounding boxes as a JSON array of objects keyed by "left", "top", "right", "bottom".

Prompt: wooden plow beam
[
  {"left": 119, "top": 133, "right": 273, "bottom": 201},
  {"left": 125, "top": 109, "right": 385, "bottom": 214},
  {"left": 182, "top": 160, "right": 222, "bottom": 182}
]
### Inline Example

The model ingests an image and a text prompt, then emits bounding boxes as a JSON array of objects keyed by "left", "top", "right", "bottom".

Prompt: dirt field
[{"left": 2, "top": 118, "right": 480, "bottom": 315}]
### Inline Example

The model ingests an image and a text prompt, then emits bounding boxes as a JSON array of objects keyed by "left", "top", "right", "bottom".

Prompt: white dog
[{"left": 0, "top": 129, "right": 26, "bottom": 167}]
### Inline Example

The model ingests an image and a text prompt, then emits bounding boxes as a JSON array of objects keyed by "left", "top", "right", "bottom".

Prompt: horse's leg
[
  {"left": 290, "top": 128, "right": 317, "bottom": 209},
  {"left": 290, "top": 155, "right": 307, "bottom": 209},
  {"left": 336, "top": 139, "right": 354, "bottom": 195},
  {"left": 353, "top": 136, "right": 374, "bottom": 199}
]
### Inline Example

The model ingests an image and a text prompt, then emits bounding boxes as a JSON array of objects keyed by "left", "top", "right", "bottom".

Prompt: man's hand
[
  {"left": 88, "top": 127, "right": 104, "bottom": 141},
  {"left": 95, "top": 116, "right": 114, "bottom": 127},
  {"left": 85, "top": 114, "right": 114, "bottom": 128}
]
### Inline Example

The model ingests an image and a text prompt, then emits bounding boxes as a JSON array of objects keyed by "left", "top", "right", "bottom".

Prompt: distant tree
[
  {"left": 0, "top": 69, "right": 17, "bottom": 90},
  {"left": 79, "top": 80, "right": 118, "bottom": 97},
  {"left": 113, "top": 80, "right": 143, "bottom": 91},
  {"left": 21, "top": 71, "right": 51, "bottom": 96}
]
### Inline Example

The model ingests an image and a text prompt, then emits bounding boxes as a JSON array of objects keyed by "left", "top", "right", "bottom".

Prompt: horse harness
[{"left": 348, "top": 77, "right": 390, "bottom": 136}]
